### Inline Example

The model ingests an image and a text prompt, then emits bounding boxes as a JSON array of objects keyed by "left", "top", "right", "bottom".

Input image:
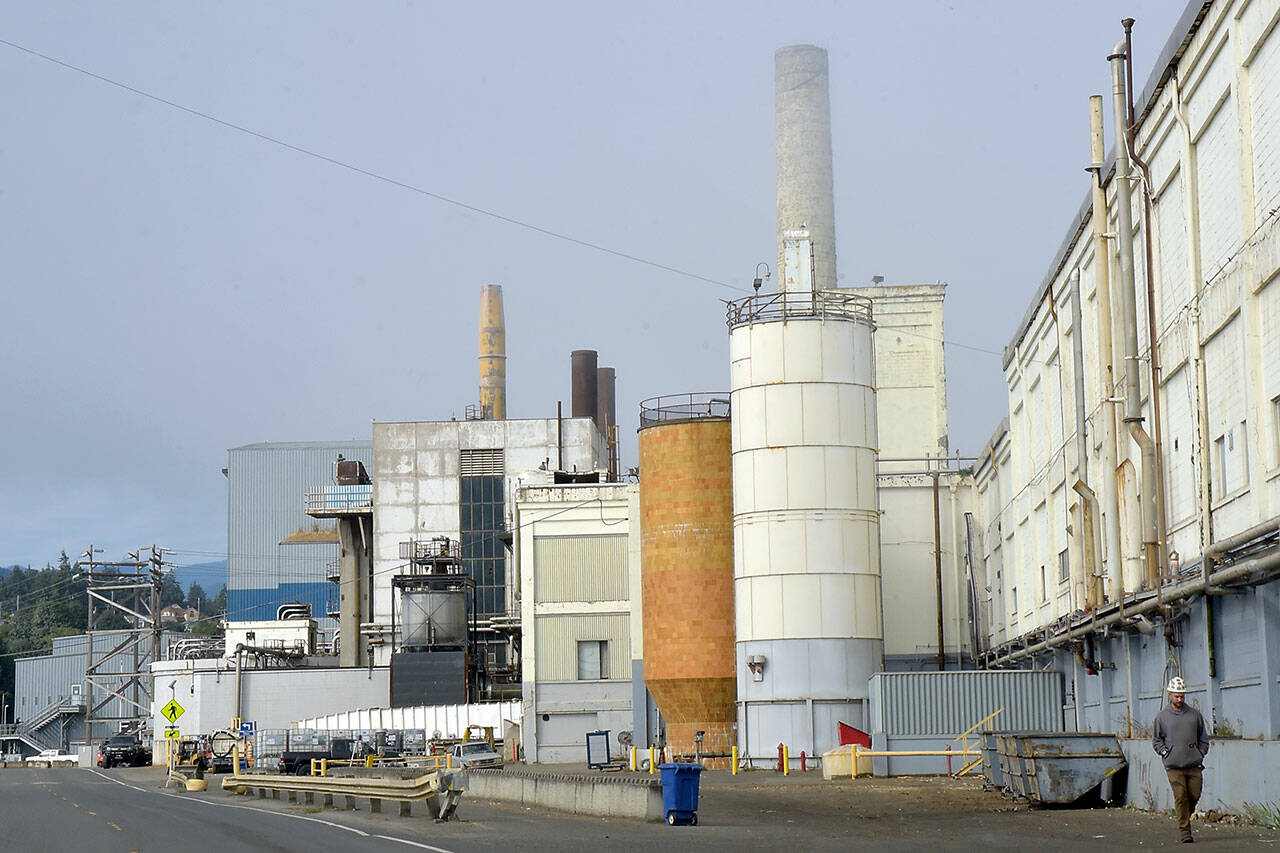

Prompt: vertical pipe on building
[
  {"left": 1123, "top": 20, "right": 1170, "bottom": 584},
  {"left": 1090, "top": 94, "right": 1125, "bottom": 606},
  {"left": 1170, "top": 74, "right": 1213, "bottom": 554},
  {"left": 556, "top": 401, "right": 563, "bottom": 471},
  {"left": 776, "top": 45, "right": 837, "bottom": 291},
  {"left": 571, "top": 350, "right": 599, "bottom": 430},
  {"left": 1109, "top": 42, "right": 1158, "bottom": 589},
  {"left": 478, "top": 284, "right": 507, "bottom": 420},
  {"left": 933, "top": 469, "right": 945, "bottom": 671},
  {"left": 1067, "top": 270, "right": 1098, "bottom": 609}
]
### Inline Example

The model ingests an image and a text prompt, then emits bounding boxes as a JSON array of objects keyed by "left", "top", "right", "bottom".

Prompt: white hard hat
[{"left": 1167, "top": 676, "right": 1186, "bottom": 693}]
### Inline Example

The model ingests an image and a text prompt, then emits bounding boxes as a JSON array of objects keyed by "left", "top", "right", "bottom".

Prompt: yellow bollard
[
  {"left": 629, "top": 746, "right": 637, "bottom": 772},
  {"left": 782, "top": 745, "right": 790, "bottom": 776},
  {"left": 732, "top": 745, "right": 739, "bottom": 775},
  {"left": 232, "top": 745, "right": 241, "bottom": 776},
  {"left": 365, "top": 754, "right": 374, "bottom": 768},
  {"left": 447, "top": 753, "right": 453, "bottom": 771},
  {"left": 648, "top": 746, "right": 656, "bottom": 775},
  {"left": 321, "top": 758, "right": 328, "bottom": 776}
]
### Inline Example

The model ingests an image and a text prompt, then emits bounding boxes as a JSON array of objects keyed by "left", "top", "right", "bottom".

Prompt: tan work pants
[{"left": 1166, "top": 767, "right": 1203, "bottom": 839}]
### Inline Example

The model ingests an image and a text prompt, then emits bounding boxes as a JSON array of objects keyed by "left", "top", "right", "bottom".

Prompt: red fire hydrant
[
  {"left": 800, "top": 750, "right": 807, "bottom": 772},
  {"left": 777, "top": 742, "right": 785, "bottom": 772}
]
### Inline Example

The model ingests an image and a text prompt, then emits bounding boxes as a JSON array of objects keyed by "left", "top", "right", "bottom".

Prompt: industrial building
[
  {"left": 4, "top": 631, "right": 181, "bottom": 757},
  {"left": 965, "top": 0, "right": 1280, "bottom": 811},
  {"left": 225, "top": 439, "right": 373, "bottom": 631},
  {"left": 515, "top": 479, "right": 640, "bottom": 763},
  {"left": 129, "top": 3, "right": 1278, "bottom": 815}
]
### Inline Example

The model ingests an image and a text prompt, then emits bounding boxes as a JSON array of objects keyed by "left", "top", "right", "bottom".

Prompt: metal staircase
[{"left": 0, "top": 694, "right": 84, "bottom": 754}]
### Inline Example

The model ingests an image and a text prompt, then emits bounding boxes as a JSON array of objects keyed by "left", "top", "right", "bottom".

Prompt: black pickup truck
[
  {"left": 277, "top": 737, "right": 357, "bottom": 775},
  {"left": 100, "top": 733, "right": 152, "bottom": 768}
]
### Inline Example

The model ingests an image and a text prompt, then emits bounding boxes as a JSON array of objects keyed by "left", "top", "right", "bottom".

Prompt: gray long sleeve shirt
[{"left": 1152, "top": 704, "right": 1210, "bottom": 769}]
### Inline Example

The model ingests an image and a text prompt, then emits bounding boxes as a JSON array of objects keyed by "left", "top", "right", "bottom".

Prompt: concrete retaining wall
[
  {"left": 467, "top": 768, "right": 662, "bottom": 821},
  {"left": 1121, "top": 738, "right": 1280, "bottom": 814}
]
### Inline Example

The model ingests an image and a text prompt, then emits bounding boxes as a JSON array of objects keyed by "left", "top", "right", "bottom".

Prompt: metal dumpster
[{"left": 1004, "top": 732, "right": 1125, "bottom": 804}]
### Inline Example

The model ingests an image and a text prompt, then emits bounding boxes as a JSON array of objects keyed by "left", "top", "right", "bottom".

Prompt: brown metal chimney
[
  {"left": 478, "top": 284, "right": 506, "bottom": 420},
  {"left": 571, "top": 350, "right": 599, "bottom": 429},
  {"left": 597, "top": 367, "right": 617, "bottom": 478}
]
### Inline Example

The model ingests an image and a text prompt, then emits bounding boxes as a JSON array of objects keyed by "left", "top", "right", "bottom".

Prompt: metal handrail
[
  {"left": 725, "top": 289, "right": 874, "bottom": 328},
  {"left": 305, "top": 484, "right": 373, "bottom": 512},
  {"left": 638, "top": 392, "right": 730, "bottom": 428}
]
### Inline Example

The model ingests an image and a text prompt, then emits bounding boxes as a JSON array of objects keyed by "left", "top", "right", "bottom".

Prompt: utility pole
[{"left": 76, "top": 546, "right": 164, "bottom": 746}]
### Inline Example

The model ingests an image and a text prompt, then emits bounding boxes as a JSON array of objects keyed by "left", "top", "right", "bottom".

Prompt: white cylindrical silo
[
  {"left": 776, "top": 45, "right": 837, "bottom": 292},
  {"left": 727, "top": 290, "right": 882, "bottom": 761}
]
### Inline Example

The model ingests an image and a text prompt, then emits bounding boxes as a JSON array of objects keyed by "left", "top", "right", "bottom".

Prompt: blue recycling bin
[{"left": 658, "top": 762, "right": 702, "bottom": 826}]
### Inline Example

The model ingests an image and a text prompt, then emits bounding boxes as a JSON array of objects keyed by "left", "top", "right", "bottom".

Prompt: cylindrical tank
[
  {"left": 776, "top": 45, "right": 837, "bottom": 292},
  {"left": 478, "top": 284, "right": 506, "bottom": 420},
  {"left": 570, "top": 350, "right": 599, "bottom": 429},
  {"left": 638, "top": 395, "right": 735, "bottom": 765},
  {"left": 401, "top": 589, "right": 467, "bottom": 648},
  {"left": 727, "top": 291, "right": 881, "bottom": 761}
]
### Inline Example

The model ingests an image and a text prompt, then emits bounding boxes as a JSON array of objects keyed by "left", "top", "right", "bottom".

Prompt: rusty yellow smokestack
[{"left": 479, "top": 283, "right": 506, "bottom": 420}]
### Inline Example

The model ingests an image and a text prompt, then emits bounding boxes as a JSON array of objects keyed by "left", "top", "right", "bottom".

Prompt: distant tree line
[{"left": 0, "top": 550, "right": 227, "bottom": 723}]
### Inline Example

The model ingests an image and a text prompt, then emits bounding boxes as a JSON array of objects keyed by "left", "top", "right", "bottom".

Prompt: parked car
[{"left": 101, "top": 733, "right": 151, "bottom": 768}]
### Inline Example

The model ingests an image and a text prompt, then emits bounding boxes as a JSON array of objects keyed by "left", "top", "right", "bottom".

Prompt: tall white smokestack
[{"left": 775, "top": 45, "right": 837, "bottom": 292}]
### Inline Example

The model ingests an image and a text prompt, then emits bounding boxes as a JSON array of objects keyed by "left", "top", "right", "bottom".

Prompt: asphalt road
[{"left": 4, "top": 766, "right": 1278, "bottom": 852}]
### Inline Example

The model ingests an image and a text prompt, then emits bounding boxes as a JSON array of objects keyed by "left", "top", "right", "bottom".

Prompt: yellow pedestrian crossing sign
[{"left": 161, "top": 699, "right": 185, "bottom": 723}]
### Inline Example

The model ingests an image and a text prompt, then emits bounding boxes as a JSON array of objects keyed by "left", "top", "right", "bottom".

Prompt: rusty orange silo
[{"left": 638, "top": 394, "right": 735, "bottom": 764}]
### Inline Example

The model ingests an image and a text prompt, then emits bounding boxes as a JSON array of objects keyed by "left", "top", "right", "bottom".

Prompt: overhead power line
[{"left": 0, "top": 36, "right": 744, "bottom": 293}]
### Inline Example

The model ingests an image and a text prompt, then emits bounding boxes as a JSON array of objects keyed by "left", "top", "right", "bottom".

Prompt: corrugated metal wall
[
  {"left": 15, "top": 631, "right": 181, "bottom": 738},
  {"left": 226, "top": 441, "right": 372, "bottom": 623},
  {"left": 532, "top": 535, "right": 627, "bottom": 603},
  {"left": 535, "top": 614, "right": 630, "bottom": 681},
  {"left": 869, "top": 670, "right": 1064, "bottom": 735}
]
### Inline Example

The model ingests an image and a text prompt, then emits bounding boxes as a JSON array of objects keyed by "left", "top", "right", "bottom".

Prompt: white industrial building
[
  {"left": 514, "top": 479, "right": 641, "bottom": 763},
  {"left": 367, "top": 416, "right": 607, "bottom": 674},
  {"left": 968, "top": 0, "right": 1280, "bottom": 808}
]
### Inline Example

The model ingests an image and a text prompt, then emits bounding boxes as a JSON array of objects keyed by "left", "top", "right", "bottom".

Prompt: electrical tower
[{"left": 75, "top": 545, "right": 164, "bottom": 745}]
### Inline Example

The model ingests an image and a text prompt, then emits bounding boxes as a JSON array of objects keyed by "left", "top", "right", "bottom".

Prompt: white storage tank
[{"left": 727, "top": 287, "right": 882, "bottom": 761}]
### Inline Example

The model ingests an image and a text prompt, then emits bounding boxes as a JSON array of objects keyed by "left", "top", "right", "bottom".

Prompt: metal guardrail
[
  {"left": 304, "top": 484, "right": 373, "bottom": 513},
  {"left": 638, "top": 392, "right": 730, "bottom": 428},
  {"left": 222, "top": 768, "right": 465, "bottom": 820},
  {"left": 724, "top": 289, "right": 874, "bottom": 328}
]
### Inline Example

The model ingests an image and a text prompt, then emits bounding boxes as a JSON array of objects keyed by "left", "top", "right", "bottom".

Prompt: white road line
[
  {"left": 373, "top": 834, "right": 459, "bottom": 852},
  {"left": 89, "top": 769, "right": 457, "bottom": 851}
]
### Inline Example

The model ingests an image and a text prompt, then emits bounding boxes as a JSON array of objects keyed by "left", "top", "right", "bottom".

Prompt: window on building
[
  {"left": 1039, "top": 565, "right": 1047, "bottom": 601},
  {"left": 1213, "top": 434, "right": 1227, "bottom": 497},
  {"left": 1011, "top": 586, "right": 1018, "bottom": 614},
  {"left": 577, "top": 640, "right": 608, "bottom": 680},
  {"left": 460, "top": 449, "right": 506, "bottom": 669},
  {"left": 1059, "top": 549, "right": 1070, "bottom": 584},
  {"left": 1239, "top": 421, "right": 1249, "bottom": 486},
  {"left": 1270, "top": 395, "right": 1280, "bottom": 467}
]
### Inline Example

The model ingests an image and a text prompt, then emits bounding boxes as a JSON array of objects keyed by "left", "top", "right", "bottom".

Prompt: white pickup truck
[
  {"left": 450, "top": 741, "right": 503, "bottom": 769},
  {"left": 26, "top": 748, "right": 79, "bottom": 765}
]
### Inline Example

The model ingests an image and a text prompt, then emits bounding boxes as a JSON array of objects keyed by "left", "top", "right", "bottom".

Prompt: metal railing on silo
[
  {"left": 638, "top": 393, "right": 730, "bottom": 429},
  {"left": 724, "top": 289, "right": 873, "bottom": 329}
]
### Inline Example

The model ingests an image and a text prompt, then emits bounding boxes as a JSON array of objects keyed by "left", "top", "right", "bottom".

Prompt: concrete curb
[{"left": 467, "top": 768, "right": 663, "bottom": 821}]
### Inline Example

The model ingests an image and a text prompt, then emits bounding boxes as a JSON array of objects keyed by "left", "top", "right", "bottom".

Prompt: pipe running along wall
[
  {"left": 1109, "top": 42, "right": 1159, "bottom": 589},
  {"left": 1089, "top": 93, "right": 1126, "bottom": 608}
]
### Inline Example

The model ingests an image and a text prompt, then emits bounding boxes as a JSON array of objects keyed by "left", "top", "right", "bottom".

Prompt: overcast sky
[{"left": 1, "top": 1, "right": 1186, "bottom": 568}]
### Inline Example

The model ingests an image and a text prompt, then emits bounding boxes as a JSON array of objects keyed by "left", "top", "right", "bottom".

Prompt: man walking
[{"left": 1152, "top": 676, "right": 1211, "bottom": 843}]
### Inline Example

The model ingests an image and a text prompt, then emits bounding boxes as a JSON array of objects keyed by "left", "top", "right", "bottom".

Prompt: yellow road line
[
  {"left": 88, "top": 811, "right": 97, "bottom": 816},
  {"left": 108, "top": 822, "right": 122, "bottom": 831}
]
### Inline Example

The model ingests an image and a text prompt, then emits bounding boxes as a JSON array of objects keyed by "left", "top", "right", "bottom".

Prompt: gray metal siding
[
  {"left": 532, "top": 535, "right": 628, "bottom": 603},
  {"left": 869, "top": 670, "right": 1064, "bottom": 735},
  {"left": 226, "top": 441, "right": 372, "bottom": 621}
]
